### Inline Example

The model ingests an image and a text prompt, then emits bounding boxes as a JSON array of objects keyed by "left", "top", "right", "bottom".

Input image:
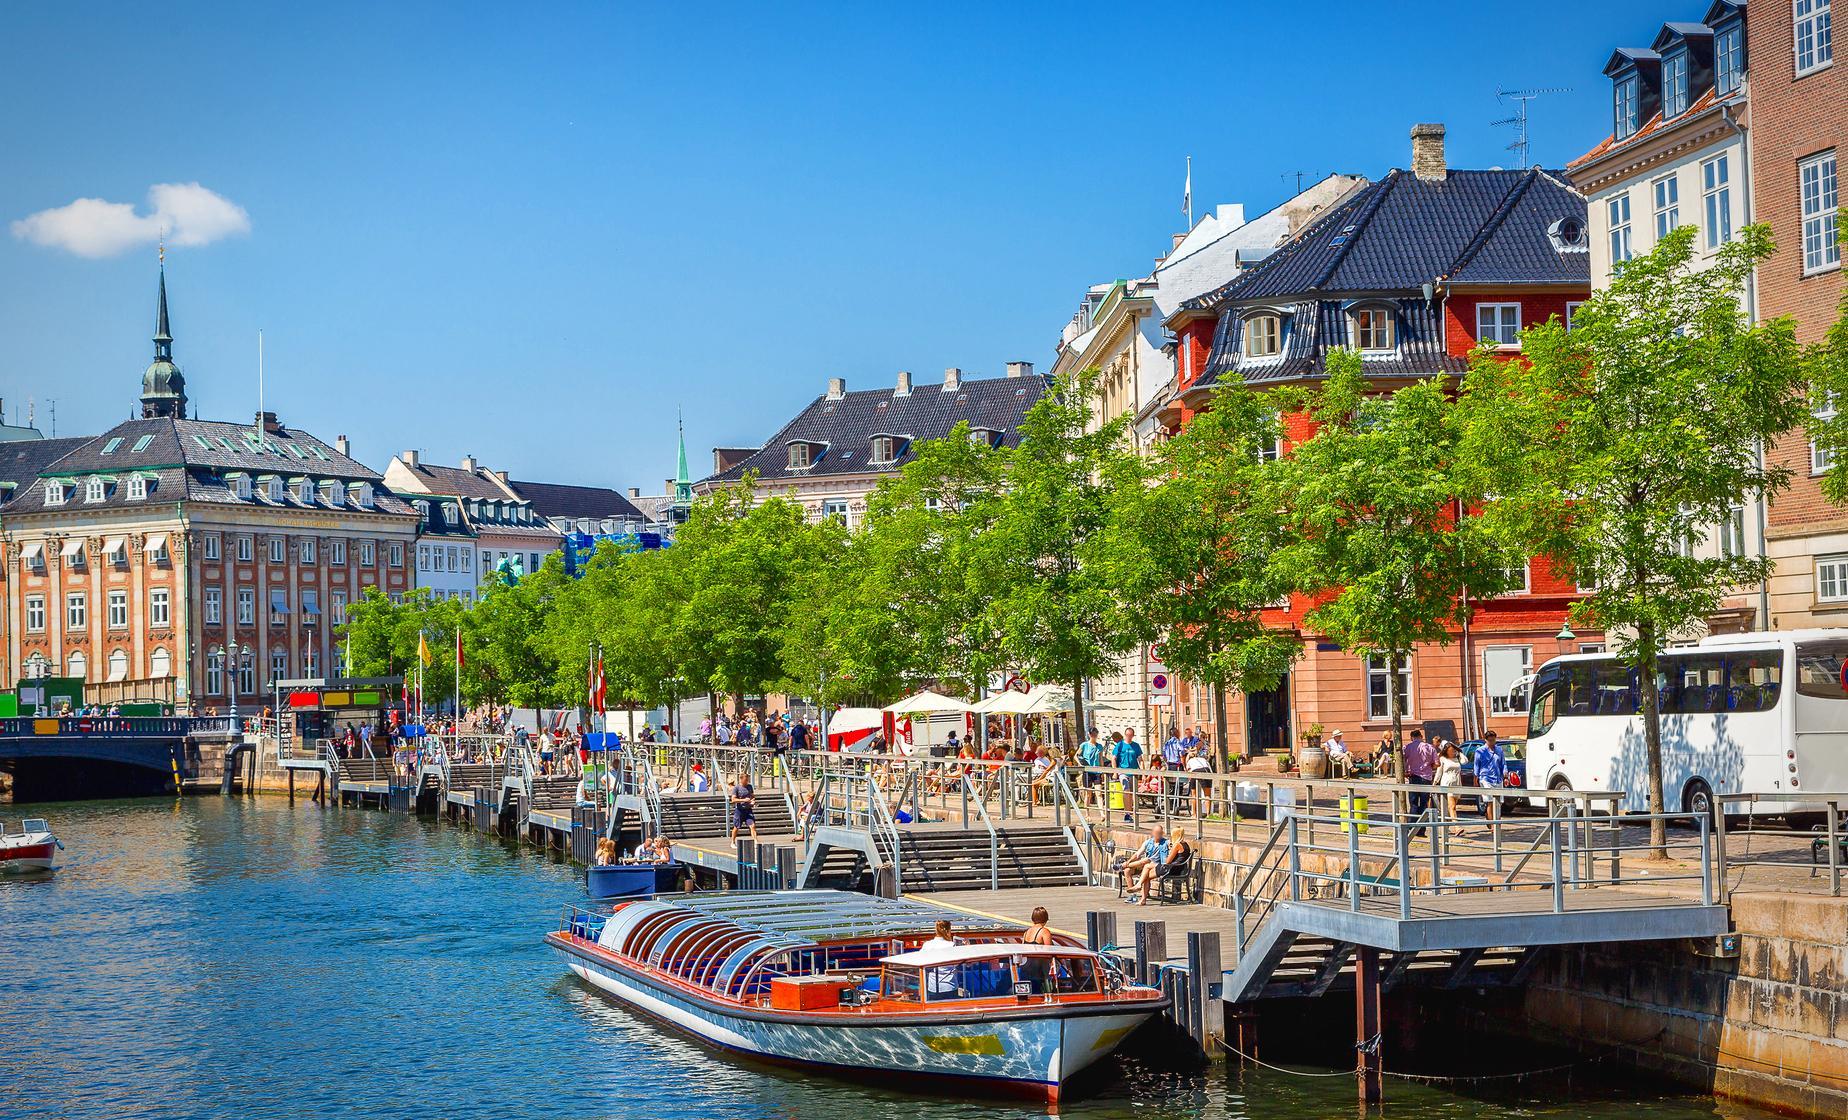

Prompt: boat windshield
[
  {"left": 926, "top": 958, "right": 1015, "bottom": 1001},
  {"left": 22, "top": 819, "right": 46, "bottom": 834},
  {"left": 884, "top": 965, "right": 922, "bottom": 1002}
]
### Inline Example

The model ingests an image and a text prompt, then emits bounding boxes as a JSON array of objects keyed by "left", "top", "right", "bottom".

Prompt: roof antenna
[
  {"left": 1493, "top": 87, "right": 1572, "bottom": 168},
  {"left": 257, "top": 329, "right": 264, "bottom": 437},
  {"left": 1279, "top": 170, "right": 1312, "bottom": 195}
]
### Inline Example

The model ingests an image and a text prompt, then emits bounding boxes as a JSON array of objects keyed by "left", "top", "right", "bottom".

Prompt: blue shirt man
[
  {"left": 1473, "top": 734, "right": 1507, "bottom": 787},
  {"left": 1115, "top": 733, "right": 1143, "bottom": 771},
  {"left": 1160, "top": 732, "right": 1185, "bottom": 768},
  {"left": 1138, "top": 832, "right": 1171, "bottom": 864},
  {"left": 1079, "top": 734, "right": 1103, "bottom": 768}
]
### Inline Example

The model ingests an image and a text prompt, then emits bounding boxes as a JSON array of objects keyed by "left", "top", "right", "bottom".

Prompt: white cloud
[{"left": 10, "top": 183, "right": 250, "bottom": 258}]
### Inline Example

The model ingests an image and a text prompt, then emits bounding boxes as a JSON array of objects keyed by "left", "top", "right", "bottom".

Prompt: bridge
[{"left": 0, "top": 715, "right": 241, "bottom": 793}]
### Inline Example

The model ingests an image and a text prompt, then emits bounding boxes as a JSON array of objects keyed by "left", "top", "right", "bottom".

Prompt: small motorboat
[
  {"left": 548, "top": 890, "right": 1165, "bottom": 1100},
  {"left": 586, "top": 861, "right": 684, "bottom": 900},
  {"left": 0, "top": 818, "right": 62, "bottom": 875}
]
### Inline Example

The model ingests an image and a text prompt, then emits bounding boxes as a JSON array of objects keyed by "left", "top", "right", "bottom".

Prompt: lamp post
[{"left": 227, "top": 631, "right": 240, "bottom": 729}]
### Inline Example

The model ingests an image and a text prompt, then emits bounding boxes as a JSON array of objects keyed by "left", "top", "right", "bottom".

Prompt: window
[
  {"left": 1476, "top": 303, "right": 1522, "bottom": 347},
  {"left": 331, "top": 590, "right": 348, "bottom": 625},
  {"left": 303, "top": 644, "right": 318, "bottom": 678},
  {"left": 460, "top": 549, "right": 471, "bottom": 572},
  {"left": 68, "top": 651, "right": 87, "bottom": 680},
  {"left": 149, "top": 647, "right": 171, "bottom": 679},
  {"left": 871, "top": 436, "right": 898, "bottom": 465},
  {"left": 266, "top": 478, "right": 284, "bottom": 502},
  {"left": 206, "top": 650, "right": 224, "bottom": 696},
  {"left": 329, "top": 540, "right": 346, "bottom": 565},
  {"left": 823, "top": 499, "right": 850, "bottom": 525},
  {"left": 1715, "top": 22, "right": 1744, "bottom": 94},
  {"left": 1614, "top": 74, "right": 1640, "bottom": 139},
  {"left": 352, "top": 482, "right": 373, "bottom": 508},
  {"left": 229, "top": 474, "right": 252, "bottom": 500},
  {"left": 1484, "top": 646, "right": 1533, "bottom": 714},
  {"left": 1608, "top": 195, "right": 1633, "bottom": 263},
  {"left": 107, "top": 649, "right": 128, "bottom": 682},
  {"left": 447, "top": 546, "right": 459, "bottom": 572},
  {"left": 237, "top": 650, "right": 255, "bottom": 695},
  {"left": 1353, "top": 307, "right": 1394, "bottom": 351},
  {"left": 205, "top": 588, "right": 221, "bottom": 625},
  {"left": 25, "top": 596, "right": 44, "bottom": 633},
  {"left": 788, "top": 443, "right": 812, "bottom": 469},
  {"left": 270, "top": 649, "right": 289, "bottom": 684},
  {"left": 67, "top": 593, "right": 86, "bottom": 629},
  {"left": 481, "top": 550, "right": 492, "bottom": 573},
  {"left": 1796, "top": 0, "right": 1834, "bottom": 76},
  {"left": 126, "top": 475, "right": 147, "bottom": 501},
  {"left": 389, "top": 543, "right": 403, "bottom": 567},
  {"left": 85, "top": 477, "right": 107, "bottom": 503},
  {"left": 1813, "top": 392, "right": 1837, "bottom": 474},
  {"left": 237, "top": 535, "right": 253, "bottom": 562},
  {"left": 1244, "top": 315, "right": 1281, "bottom": 358},
  {"left": 360, "top": 541, "right": 375, "bottom": 566},
  {"left": 100, "top": 437, "right": 123, "bottom": 456},
  {"left": 1661, "top": 50, "right": 1689, "bottom": 118},
  {"left": 237, "top": 588, "right": 255, "bottom": 625},
  {"left": 150, "top": 588, "right": 170, "bottom": 627},
  {"left": 1566, "top": 301, "right": 1585, "bottom": 331},
  {"left": 107, "top": 590, "right": 128, "bottom": 630},
  {"left": 203, "top": 535, "right": 220, "bottom": 561},
  {"left": 1366, "top": 656, "right": 1413, "bottom": 720},
  {"left": 301, "top": 590, "right": 319, "bottom": 625},
  {"left": 1498, "top": 559, "right": 1530, "bottom": 595},
  {"left": 1820, "top": 555, "right": 1848, "bottom": 601},
  {"left": 299, "top": 538, "right": 316, "bottom": 564},
  {"left": 1801, "top": 151, "right": 1840, "bottom": 274},
  {"left": 1652, "top": 174, "right": 1680, "bottom": 241},
  {"left": 270, "top": 588, "right": 290, "bottom": 625},
  {"left": 528, "top": 552, "right": 540, "bottom": 574},
  {"left": 269, "top": 538, "right": 285, "bottom": 564},
  {"left": 132, "top": 434, "right": 154, "bottom": 453},
  {"left": 1719, "top": 503, "right": 1748, "bottom": 558},
  {"left": 1702, "top": 155, "right": 1734, "bottom": 249},
  {"left": 43, "top": 481, "right": 65, "bottom": 506},
  {"left": 323, "top": 481, "right": 343, "bottom": 507}
]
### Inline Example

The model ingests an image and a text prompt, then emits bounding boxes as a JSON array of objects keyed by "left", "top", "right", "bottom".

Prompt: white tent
[
  {"left": 971, "top": 690, "right": 1037, "bottom": 715},
  {"left": 826, "top": 706, "right": 884, "bottom": 751},
  {"left": 884, "top": 689, "right": 974, "bottom": 714}
]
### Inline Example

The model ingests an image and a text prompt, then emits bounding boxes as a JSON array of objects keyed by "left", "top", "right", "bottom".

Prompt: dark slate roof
[
  {"left": 702, "top": 374, "right": 1047, "bottom": 486},
  {"left": 391, "top": 489, "right": 476, "bottom": 538},
  {"left": 509, "top": 480, "right": 646, "bottom": 523},
  {"left": 395, "top": 461, "right": 520, "bottom": 503},
  {"left": 1447, "top": 171, "right": 1590, "bottom": 285},
  {"left": 0, "top": 436, "right": 89, "bottom": 492},
  {"left": 1195, "top": 298, "right": 1468, "bottom": 391}
]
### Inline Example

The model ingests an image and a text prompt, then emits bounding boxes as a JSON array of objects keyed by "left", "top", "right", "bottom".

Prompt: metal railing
[
  {"left": 1716, "top": 792, "right": 1847, "bottom": 899},
  {"left": 959, "top": 770, "right": 1000, "bottom": 892}
]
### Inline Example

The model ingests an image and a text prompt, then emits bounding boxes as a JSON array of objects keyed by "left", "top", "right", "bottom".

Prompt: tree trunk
[
  {"left": 1071, "top": 675, "right": 1088, "bottom": 751},
  {"left": 1388, "top": 649, "right": 1406, "bottom": 782},
  {"left": 1213, "top": 679, "right": 1232, "bottom": 769},
  {"left": 1637, "top": 621, "right": 1669, "bottom": 856}
]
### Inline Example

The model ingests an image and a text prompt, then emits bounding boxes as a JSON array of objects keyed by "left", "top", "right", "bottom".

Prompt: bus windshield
[{"left": 1796, "top": 641, "right": 1848, "bottom": 700}]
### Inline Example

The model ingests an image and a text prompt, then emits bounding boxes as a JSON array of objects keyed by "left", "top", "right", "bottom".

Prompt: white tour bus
[{"left": 1524, "top": 628, "right": 1848, "bottom": 820}]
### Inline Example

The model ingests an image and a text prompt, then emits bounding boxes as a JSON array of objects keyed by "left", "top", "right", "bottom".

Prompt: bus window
[
  {"left": 1796, "top": 641, "right": 1848, "bottom": 700},
  {"left": 1724, "top": 650, "right": 1782, "bottom": 712},
  {"left": 1663, "top": 655, "right": 1726, "bottom": 714},
  {"left": 1528, "top": 665, "right": 1562, "bottom": 736},
  {"left": 1590, "top": 661, "right": 1638, "bottom": 715}
]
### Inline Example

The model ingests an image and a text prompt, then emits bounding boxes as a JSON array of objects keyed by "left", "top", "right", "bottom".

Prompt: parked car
[{"left": 1458, "top": 738, "right": 1528, "bottom": 812}]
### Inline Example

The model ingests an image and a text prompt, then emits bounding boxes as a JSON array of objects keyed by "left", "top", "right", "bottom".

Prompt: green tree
[
  {"left": 1277, "top": 349, "right": 1520, "bottom": 775},
  {"left": 339, "top": 587, "right": 465, "bottom": 715},
  {"left": 1457, "top": 225, "right": 1805, "bottom": 849},
  {"left": 1105, "top": 378, "right": 1299, "bottom": 764},
  {"left": 984, "top": 370, "right": 1141, "bottom": 740}
]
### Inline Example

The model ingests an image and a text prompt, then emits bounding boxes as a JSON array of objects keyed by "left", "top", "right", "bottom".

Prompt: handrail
[
  {"left": 959, "top": 770, "right": 1000, "bottom": 892},
  {"left": 1717, "top": 791, "right": 1846, "bottom": 900},
  {"left": 1050, "top": 767, "right": 1094, "bottom": 884}
]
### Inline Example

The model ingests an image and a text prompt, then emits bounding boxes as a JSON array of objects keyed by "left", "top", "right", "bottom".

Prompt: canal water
[{"left": 0, "top": 797, "right": 1782, "bottom": 1120}]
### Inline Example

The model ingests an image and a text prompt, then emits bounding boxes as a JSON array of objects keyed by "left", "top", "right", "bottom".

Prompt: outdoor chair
[{"left": 1153, "top": 848, "right": 1198, "bottom": 905}]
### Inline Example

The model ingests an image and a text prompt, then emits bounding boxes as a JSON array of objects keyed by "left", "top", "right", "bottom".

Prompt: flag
[
  {"left": 418, "top": 631, "right": 431, "bottom": 667},
  {"left": 593, "top": 654, "right": 607, "bottom": 713},
  {"left": 1181, "top": 156, "right": 1192, "bottom": 220},
  {"left": 455, "top": 630, "right": 464, "bottom": 670}
]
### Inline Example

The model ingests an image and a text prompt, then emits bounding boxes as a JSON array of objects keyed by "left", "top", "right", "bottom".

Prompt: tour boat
[
  {"left": 586, "top": 860, "right": 684, "bottom": 900},
  {"left": 547, "top": 890, "right": 1165, "bottom": 1100},
  {"left": 0, "top": 818, "right": 62, "bottom": 875}
]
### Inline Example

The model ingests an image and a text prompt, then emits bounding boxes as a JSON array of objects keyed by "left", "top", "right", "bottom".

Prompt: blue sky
[{"left": 3, "top": 0, "right": 1674, "bottom": 489}]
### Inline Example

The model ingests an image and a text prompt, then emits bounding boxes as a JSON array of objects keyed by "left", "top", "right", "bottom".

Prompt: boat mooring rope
[{"left": 1217, "top": 1027, "right": 1668, "bottom": 1084}]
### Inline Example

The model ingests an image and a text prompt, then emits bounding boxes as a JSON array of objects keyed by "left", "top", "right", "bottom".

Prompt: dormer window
[
  {"left": 296, "top": 478, "right": 314, "bottom": 504},
  {"left": 1614, "top": 74, "right": 1640, "bottom": 139},
  {"left": 870, "top": 436, "right": 902, "bottom": 465},
  {"left": 1714, "top": 21, "right": 1743, "bottom": 94},
  {"left": 350, "top": 482, "right": 373, "bottom": 508},
  {"left": 1352, "top": 307, "right": 1394, "bottom": 351},
  {"left": 43, "top": 481, "right": 66, "bottom": 506},
  {"left": 266, "top": 478, "right": 285, "bottom": 503},
  {"left": 787, "top": 442, "right": 816, "bottom": 469},
  {"left": 1661, "top": 49, "right": 1688, "bottom": 118},
  {"left": 968, "top": 427, "right": 996, "bottom": 447},
  {"left": 1244, "top": 314, "right": 1282, "bottom": 358},
  {"left": 322, "top": 481, "right": 343, "bottom": 507},
  {"left": 443, "top": 502, "right": 460, "bottom": 522},
  {"left": 126, "top": 475, "right": 148, "bottom": 502},
  {"left": 231, "top": 473, "right": 252, "bottom": 500},
  {"left": 84, "top": 477, "right": 107, "bottom": 504},
  {"left": 414, "top": 500, "right": 430, "bottom": 522}
]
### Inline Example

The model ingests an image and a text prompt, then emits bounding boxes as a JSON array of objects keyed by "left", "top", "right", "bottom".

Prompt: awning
[
  {"left": 142, "top": 533, "right": 169, "bottom": 555},
  {"left": 971, "top": 690, "right": 1036, "bottom": 715},
  {"left": 19, "top": 542, "right": 43, "bottom": 564},
  {"left": 60, "top": 539, "right": 86, "bottom": 560},
  {"left": 301, "top": 599, "right": 321, "bottom": 615},
  {"left": 102, "top": 537, "right": 126, "bottom": 557},
  {"left": 883, "top": 688, "right": 974, "bottom": 714}
]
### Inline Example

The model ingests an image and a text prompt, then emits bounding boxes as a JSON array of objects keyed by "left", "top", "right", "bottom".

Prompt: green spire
[{"left": 673, "top": 409, "right": 692, "bottom": 508}]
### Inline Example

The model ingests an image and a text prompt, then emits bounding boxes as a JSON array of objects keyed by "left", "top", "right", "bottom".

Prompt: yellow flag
[{"left": 418, "top": 632, "right": 431, "bottom": 666}]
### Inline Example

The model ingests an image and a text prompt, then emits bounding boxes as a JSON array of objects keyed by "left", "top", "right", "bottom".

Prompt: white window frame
[
  {"left": 1795, "top": 0, "right": 1834, "bottom": 77},
  {"left": 1614, "top": 73, "right": 1640, "bottom": 139},
  {"left": 1244, "top": 315, "right": 1282, "bottom": 358},
  {"left": 67, "top": 592, "right": 86, "bottom": 630},
  {"left": 1565, "top": 301, "right": 1585, "bottom": 331},
  {"left": 871, "top": 436, "right": 897, "bottom": 465},
  {"left": 1661, "top": 49, "right": 1689, "bottom": 118},
  {"left": 269, "top": 538, "right": 285, "bottom": 564},
  {"left": 150, "top": 588, "right": 170, "bottom": 627},
  {"left": 43, "top": 481, "right": 65, "bottom": 506},
  {"left": 1353, "top": 307, "right": 1394, "bottom": 351},
  {"left": 266, "top": 478, "right": 284, "bottom": 502},
  {"left": 788, "top": 443, "right": 812, "bottom": 470},
  {"left": 126, "top": 475, "right": 148, "bottom": 501},
  {"left": 1800, "top": 150, "right": 1840, "bottom": 275},
  {"left": 1715, "top": 22, "right": 1744, "bottom": 93},
  {"left": 203, "top": 535, "right": 220, "bottom": 561},
  {"left": 237, "top": 535, "right": 253, "bottom": 562},
  {"left": 1719, "top": 502, "right": 1748, "bottom": 559},
  {"left": 1498, "top": 560, "right": 1531, "bottom": 595},
  {"left": 331, "top": 590, "right": 348, "bottom": 625},
  {"left": 1819, "top": 554, "right": 1848, "bottom": 602},
  {"left": 1476, "top": 302, "right": 1522, "bottom": 348},
  {"left": 329, "top": 539, "right": 346, "bottom": 565},
  {"left": 1702, "top": 155, "right": 1734, "bottom": 250},
  {"left": 237, "top": 588, "right": 256, "bottom": 625},
  {"left": 205, "top": 588, "right": 221, "bottom": 625},
  {"left": 360, "top": 541, "right": 376, "bottom": 566},
  {"left": 1608, "top": 195, "right": 1633, "bottom": 263},
  {"left": 1652, "top": 173, "right": 1681, "bottom": 242},
  {"left": 25, "top": 595, "right": 45, "bottom": 633},
  {"left": 299, "top": 538, "right": 317, "bottom": 565},
  {"left": 1365, "top": 655, "right": 1414, "bottom": 721},
  {"left": 1483, "top": 646, "right": 1534, "bottom": 715},
  {"left": 270, "top": 649, "right": 289, "bottom": 684},
  {"left": 1813, "top": 392, "right": 1837, "bottom": 474},
  {"left": 206, "top": 650, "right": 224, "bottom": 696},
  {"left": 389, "top": 543, "right": 404, "bottom": 567},
  {"left": 237, "top": 651, "right": 255, "bottom": 695},
  {"left": 84, "top": 477, "right": 107, "bottom": 503},
  {"left": 822, "top": 499, "right": 850, "bottom": 526},
  {"left": 107, "top": 590, "right": 128, "bottom": 630}
]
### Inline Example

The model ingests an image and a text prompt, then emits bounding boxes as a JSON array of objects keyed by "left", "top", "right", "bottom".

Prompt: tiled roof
[
  {"left": 509, "top": 480, "right": 646, "bottom": 522},
  {"left": 1196, "top": 298, "right": 1468, "bottom": 391},
  {"left": 0, "top": 436, "right": 90, "bottom": 491},
  {"left": 1447, "top": 170, "right": 1590, "bottom": 285},
  {"left": 396, "top": 461, "right": 520, "bottom": 502},
  {"left": 391, "top": 490, "right": 476, "bottom": 537},
  {"left": 1567, "top": 85, "right": 1736, "bottom": 172},
  {"left": 702, "top": 374, "right": 1046, "bottom": 486}
]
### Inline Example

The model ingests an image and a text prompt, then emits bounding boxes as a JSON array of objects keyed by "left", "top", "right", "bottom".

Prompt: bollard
[
  {"left": 1134, "top": 919, "right": 1168, "bottom": 987},
  {"left": 1190, "top": 930, "right": 1224, "bottom": 1056}
]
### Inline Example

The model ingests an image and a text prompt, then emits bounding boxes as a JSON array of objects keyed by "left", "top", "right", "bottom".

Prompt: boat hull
[
  {"left": 586, "top": 862, "right": 683, "bottom": 900},
  {"left": 0, "top": 840, "right": 56, "bottom": 874},
  {"left": 552, "top": 934, "right": 1154, "bottom": 1098}
]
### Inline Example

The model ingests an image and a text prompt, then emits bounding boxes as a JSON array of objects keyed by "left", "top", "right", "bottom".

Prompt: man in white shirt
[{"left": 1326, "top": 729, "right": 1350, "bottom": 776}]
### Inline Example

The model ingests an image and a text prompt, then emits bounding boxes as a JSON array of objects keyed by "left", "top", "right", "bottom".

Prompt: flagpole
[
  {"left": 1184, "top": 155, "right": 1194, "bottom": 228},
  {"left": 454, "top": 628, "right": 462, "bottom": 725}
]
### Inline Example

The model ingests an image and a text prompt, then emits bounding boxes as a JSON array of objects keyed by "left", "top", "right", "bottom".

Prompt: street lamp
[
  {"left": 1556, "top": 622, "right": 1576, "bottom": 643},
  {"left": 226, "top": 631, "right": 240, "bottom": 729}
]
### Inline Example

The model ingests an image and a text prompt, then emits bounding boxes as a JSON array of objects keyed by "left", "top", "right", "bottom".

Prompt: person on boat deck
[
  {"left": 644, "top": 835, "right": 673, "bottom": 864},
  {"left": 1118, "top": 825, "right": 1169, "bottom": 898},
  {"left": 924, "top": 920, "right": 957, "bottom": 996},
  {"left": 687, "top": 762, "right": 711, "bottom": 794},
  {"left": 1016, "top": 906, "right": 1056, "bottom": 991},
  {"left": 1131, "top": 834, "right": 1193, "bottom": 905},
  {"left": 729, "top": 774, "right": 757, "bottom": 841},
  {"left": 593, "top": 837, "right": 618, "bottom": 866}
]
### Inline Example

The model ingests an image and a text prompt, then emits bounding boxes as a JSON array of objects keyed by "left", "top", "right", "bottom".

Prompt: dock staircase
[
  {"left": 896, "top": 827, "right": 1089, "bottom": 892},
  {"left": 654, "top": 792, "right": 795, "bottom": 839}
]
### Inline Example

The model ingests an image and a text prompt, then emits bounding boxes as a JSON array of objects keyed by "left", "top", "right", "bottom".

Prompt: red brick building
[{"left": 1167, "top": 125, "right": 1598, "bottom": 757}]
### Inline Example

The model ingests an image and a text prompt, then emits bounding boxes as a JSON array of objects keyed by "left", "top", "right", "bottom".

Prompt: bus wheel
[{"left": 1681, "top": 779, "right": 1717, "bottom": 828}]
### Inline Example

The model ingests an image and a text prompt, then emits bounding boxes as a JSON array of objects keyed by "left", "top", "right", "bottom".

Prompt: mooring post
[
  {"left": 1134, "top": 919, "right": 1167, "bottom": 987},
  {"left": 1190, "top": 930, "right": 1225, "bottom": 1058},
  {"left": 777, "top": 846, "right": 797, "bottom": 889},
  {"left": 1086, "top": 910, "right": 1118, "bottom": 953},
  {"left": 1226, "top": 1006, "right": 1258, "bottom": 1061},
  {"left": 1355, "top": 946, "right": 1383, "bottom": 1104}
]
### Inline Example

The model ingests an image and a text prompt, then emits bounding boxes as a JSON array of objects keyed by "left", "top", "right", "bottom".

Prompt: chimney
[
  {"left": 664, "top": 478, "right": 674, "bottom": 495},
  {"left": 493, "top": 469, "right": 508, "bottom": 485},
  {"left": 334, "top": 435, "right": 350, "bottom": 457},
  {"left": 1006, "top": 361, "right": 1034, "bottom": 379},
  {"left": 460, "top": 454, "right": 478, "bottom": 473},
  {"left": 1172, "top": 232, "right": 1187, "bottom": 251},
  {"left": 826, "top": 377, "right": 846, "bottom": 400},
  {"left": 895, "top": 370, "right": 912, "bottom": 397},
  {"left": 402, "top": 449, "right": 420, "bottom": 468},
  {"left": 257, "top": 410, "right": 282, "bottom": 434},
  {"left": 628, "top": 487, "right": 641, "bottom": 498},
  {"left": 943, "top": 367, "right": 962, "bottom": 392},
  {"left": 1411, "top": 123, "right": 1447, "bottom": 181}
]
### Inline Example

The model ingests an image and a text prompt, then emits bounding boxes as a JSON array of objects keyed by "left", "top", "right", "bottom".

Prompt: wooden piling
[
  {"left": 1135, "top": 919, "right": 1167, "bottom": 987},
  {"left": 1086, "top": 910, "right": 1119, "bottom": 953},
  {"left": 1189, "top": 930, "right": 1225, "bottom": 1058},
  {"left": 1355, "top": 946, "right": 1384, "bottom": 1103}
]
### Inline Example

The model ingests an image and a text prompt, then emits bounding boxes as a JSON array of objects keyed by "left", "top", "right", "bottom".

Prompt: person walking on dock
[
  {"left": 1404, "top": 728, "right": 1437, "bottom": 836},
  {"left": 729, "top": 773, "right": 757, "bottom": 842},
  {"left": 1473, "top": 731, "right": 1508, "bottom": 822}
]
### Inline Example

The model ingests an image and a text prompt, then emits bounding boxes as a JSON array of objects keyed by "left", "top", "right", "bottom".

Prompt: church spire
[
  {"left": 673, "top": 409, "right": 693, "bottom": 511},
  {"left": 153, "top": 254, "right": 173, "bottom": 361},
  {"left": 140, "top": 247, "right": 188, "bottom": 419}
]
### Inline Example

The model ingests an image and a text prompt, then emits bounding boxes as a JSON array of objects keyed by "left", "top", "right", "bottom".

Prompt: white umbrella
[
  {"left": 971, "top": 690, "right": 1037, "bottom": 715},
  {"left": 1023, "top": 685, "right": 1125, "bottom": 715},
  {"left": 883, "top": 689, "right": 974, "bottom": 714}
]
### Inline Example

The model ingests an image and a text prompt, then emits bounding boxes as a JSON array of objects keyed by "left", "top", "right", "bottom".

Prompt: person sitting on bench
[
  {"left": 1118, "top": 825, "right": 1168, "bottom": 899},
  {"left": 1131, "top": 834, "right": 1193, "bottom": 905}
]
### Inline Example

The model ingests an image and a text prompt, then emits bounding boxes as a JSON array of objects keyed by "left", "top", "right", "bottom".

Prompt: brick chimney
[
  {"left": 402, "top": 449, "right": 420, "bottom": 468},
  {"left": 461, "top": 454, "right": 478, "bottom": 473},
  {"left": 943, "top": 367, "right": 961, "bottom": 392},
  {"left": 1411, "top": 123, "right": 1447, "bottom": 182},
  {"left": 628, "top": 487, "right": 641, "bottom": 498},
  {"left": 827, "top": 377, "right": 846, "bottom": 400},
  {"left": 1006, "top": 361, "right": 1033, "bottom": 379},
  {"left": 895, "top": 370, "right": 912, "bottom": 397},
  {"left": 334, "top": 435, "right": 350, "bottom": 457},
  {"left": 257, "top": 410, "right": 282, "bottom": 434}
]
